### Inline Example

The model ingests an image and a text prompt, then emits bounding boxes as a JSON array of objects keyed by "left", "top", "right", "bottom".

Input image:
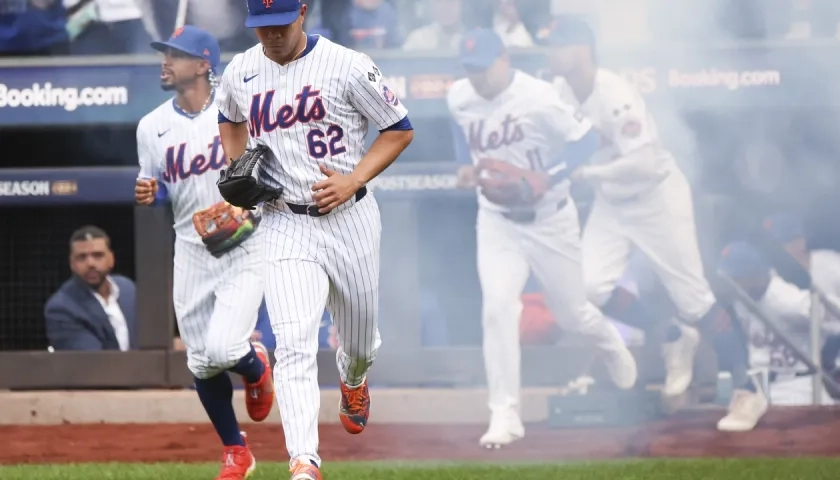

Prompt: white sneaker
[
  {"left": 662, "top": 324, "right": 700, "bottom": 397},
  {"left": 602, "top": 344, "right": 638, "bottom": 390},
  {"left": 479, "top": 411, "right": 525, "bottom": 449},
  {"left": 717, "top": 388, "right": 769, "bottom": 432}
]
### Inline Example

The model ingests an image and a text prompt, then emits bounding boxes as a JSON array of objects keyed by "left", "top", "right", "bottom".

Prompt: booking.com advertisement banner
[{"left": 0, "top": 44, "right": 830, "bottom": 127}]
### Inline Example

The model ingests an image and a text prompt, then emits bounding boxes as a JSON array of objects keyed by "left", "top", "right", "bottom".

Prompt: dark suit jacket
[{"left": 44, "top": 275, "right": 138, "bottom": 351}]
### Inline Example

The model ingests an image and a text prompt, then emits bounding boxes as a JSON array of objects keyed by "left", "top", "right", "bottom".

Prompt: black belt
[
  {"left": 286, "top": 186, "right": 367, "bottom": 217},
  {"left": 501, "top": 199, "right": 568, "bottom": 224}
]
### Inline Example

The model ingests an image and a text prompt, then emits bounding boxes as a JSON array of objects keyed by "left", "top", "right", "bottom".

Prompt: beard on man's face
[
  {"left": 78, "top": 267, "right": 107, "bottom": 289},
  {"left": 161, "top": 73, "right": 205, "bottom": 92}
]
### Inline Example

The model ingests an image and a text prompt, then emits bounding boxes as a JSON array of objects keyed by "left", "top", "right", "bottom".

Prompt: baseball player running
[
  {"left": 134, "top": 26, "right": 274, "bottom": 479},
  {"left": 448, "top": 29, "right": 637, "bottom": 449},
  {"left": 544, "top": 17, "right": 763, "bottom": 431},
  {"left": 215, "top": 1, "right": 413, "bottom": 478}
]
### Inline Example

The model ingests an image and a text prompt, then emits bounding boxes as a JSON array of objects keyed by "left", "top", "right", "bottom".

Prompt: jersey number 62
[{"left": 307, "top": 124, "right": 347, "bottom": 158}]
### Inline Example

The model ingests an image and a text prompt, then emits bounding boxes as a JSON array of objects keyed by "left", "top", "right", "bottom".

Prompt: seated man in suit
[{"left": 44, "top": 226, "right": 137, "bottom": 351}]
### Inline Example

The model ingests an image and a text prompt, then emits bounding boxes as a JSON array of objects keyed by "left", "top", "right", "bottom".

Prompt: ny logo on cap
[
  {"left": 172, "top": 26, "right": 184, "bottom": 38},
  {"left": 263, "top": 0, "right": 273, "bottom": 7},
  {"left": 203, "top": 48, "right": 210, "bottom": 56},
  {"left": 465, "top": 38, "right": 476, "bottom": 51}
]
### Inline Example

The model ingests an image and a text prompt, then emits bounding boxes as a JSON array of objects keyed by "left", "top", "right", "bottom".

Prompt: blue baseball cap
[
  {"left": 246, "top": 0, "right": 302, "bottom": 28},
  {"left": 459, "top": 29, "right": 505, "bottom": 72},
  {"left": 151, "top": 25, "right": 221, "bottom": 71},
  {"left": 719, "top": 241, "right": 770, "bottom": 278},
  {"left": 763, "top": 212, "right": 805, "bottom": 244},
  {"left": 543, "top": 15, "right": 596, "bottom": 47}
]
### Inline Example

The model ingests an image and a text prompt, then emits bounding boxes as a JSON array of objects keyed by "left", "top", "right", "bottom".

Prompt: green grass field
[{"left": 1, "top": 458, "right": 838, "bottom": 479}]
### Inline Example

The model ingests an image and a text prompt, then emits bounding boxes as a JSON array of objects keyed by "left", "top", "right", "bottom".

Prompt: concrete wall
[{"left": 0, "top": 388, "right": 561, "bottom": 426}]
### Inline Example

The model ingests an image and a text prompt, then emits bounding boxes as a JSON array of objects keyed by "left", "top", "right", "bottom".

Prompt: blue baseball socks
[{"left": 194, "top": 372, "right": 244, "bottom": 446}]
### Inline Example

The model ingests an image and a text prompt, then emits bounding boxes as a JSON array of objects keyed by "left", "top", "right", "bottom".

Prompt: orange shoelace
[{"left": 344, "top": 387, "right": 369, "bottom": 412}]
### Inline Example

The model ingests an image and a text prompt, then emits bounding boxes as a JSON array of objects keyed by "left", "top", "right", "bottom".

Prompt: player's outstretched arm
[
  {"left": 572, "top": 85, "right": 661, "bottom": 183},
  {"left": 538, "top": 98, "right": 600, "bottom": 184},
  {"left": 575, "top": 144, "right": 663, "bottom": 183},
  {"left": 548, "top": 127, "right": 599, "bottom": 185}
]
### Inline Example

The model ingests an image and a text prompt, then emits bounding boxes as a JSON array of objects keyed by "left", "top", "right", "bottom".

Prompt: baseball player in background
[
  {"left": 544, "top": 17, "right": 764, "bottom": 431},
  {"left": 763, "top": 212, "right": 840, "bottom": 301},
  {"left": 718, "top": 241, "right": 836, "bottom": 406},
  {"left": 448, "top": 29, "right": 637, "bottom": 449},
  {"left": 134, "top": 26, "right": 274, "bottom": 480},
  {"left": 215, "top": 1, "right": 414, "bottom": 479}
]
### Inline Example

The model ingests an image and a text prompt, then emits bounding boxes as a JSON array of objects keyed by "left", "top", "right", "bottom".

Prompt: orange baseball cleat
[
  {"left": 289, "top": 458, "right": 322, "bottom": 480},
  {"left": 245, "top": 342, "right": 274, "bottom": 422},
  {"left": 339, "top": 377, "right": 370, "bottom": 434},
  {"left": 215, "top": 433, "right": 256, "bottom": 480}
]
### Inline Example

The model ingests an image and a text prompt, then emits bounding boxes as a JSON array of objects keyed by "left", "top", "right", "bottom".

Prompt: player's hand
[
  {"left": 311, "top": 164, "right": 365, "bottom": 214},
  {"left": 456, "top": 165, "right": 477, "bottom": 189},
  {"left": 135, "top": 178, "right": 158, "bottom": 205}
]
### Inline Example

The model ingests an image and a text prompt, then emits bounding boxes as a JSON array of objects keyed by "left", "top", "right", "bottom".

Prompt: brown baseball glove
[
  {"left": 192, "top": 201, "right": 258, "bottom": 257},
  {"left": 475, "top": 158, "right": 550, "bottom": 207}
]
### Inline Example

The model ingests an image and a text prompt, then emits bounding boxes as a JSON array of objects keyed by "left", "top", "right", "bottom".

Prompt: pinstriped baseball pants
[
  {"left": 262, "top": 194, "right": 382, "bottom": 467},
  {"left": 173, "top": 232, "right": 265, "bottom": 379}
]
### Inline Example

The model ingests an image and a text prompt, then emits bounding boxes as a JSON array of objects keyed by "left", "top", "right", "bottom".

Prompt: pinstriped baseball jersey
[
  {"left": 448, "top": 70, "right": 591, "bottom": 213},
  {"left": 217, "top": 32, "right": 409, "bottom": 468},
  {"left": 137, "top": 90, "right": 265, "bottom": 381},
  {"left": 216, "top": 34, "right": 408, "bottom": 204},
  {"left": 136, "top": 95, "right": 228, "bottom": 244}
]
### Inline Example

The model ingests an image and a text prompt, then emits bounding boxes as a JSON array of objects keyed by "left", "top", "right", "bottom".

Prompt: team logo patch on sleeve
[
  {"left": 621, "top": 119, "right": 642, "bottom": 138},
  {"left": 381, "top": 84, "right": 400, "bottom": 106}
]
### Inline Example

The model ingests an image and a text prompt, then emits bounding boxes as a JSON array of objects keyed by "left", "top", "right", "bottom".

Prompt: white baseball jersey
[
  {"left": 216, "top": 34, "right": 408, "bottom": 205},
  {"left": 137, "top": 95, "right": 228, "bottom": 244},
  {"left": 554, "top": 68, "right": 676, "bottom": 198},
  {"left": 137, "top": 92, "right": 265, "bottom": 381},
  {"left": 216, "top": 34, "right": 409, "bottom": 468},
  {"left": 812, "top": 250, "right": 840, "bottom": 303},
  {"left": 735, "top": 273, "right": 836, "bottom": 405},
  {"left": 736, "top": 273, "right": 812, "bottom": 374},
  {"left": 448, "top": 70, "right": 592, "bottom": 212}
]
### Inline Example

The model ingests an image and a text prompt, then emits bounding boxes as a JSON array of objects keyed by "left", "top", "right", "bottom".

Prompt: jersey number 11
[{"left": 526, "top": 148, "right": 546, "bottom": 171}]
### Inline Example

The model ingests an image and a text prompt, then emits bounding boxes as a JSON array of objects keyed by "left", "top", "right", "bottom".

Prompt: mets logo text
[{"left": 263, "top": 0, "right": 273, "bottom": 7}]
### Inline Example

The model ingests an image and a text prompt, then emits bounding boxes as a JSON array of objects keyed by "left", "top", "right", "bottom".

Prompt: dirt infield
[{"left": 3, "top": 407, "right": 840, "bottom": 465}]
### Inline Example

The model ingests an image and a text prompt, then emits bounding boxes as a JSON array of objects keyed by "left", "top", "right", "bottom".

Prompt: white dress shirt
[{"left": 92, "top": 276, "right": 130, "bottom": 351}]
